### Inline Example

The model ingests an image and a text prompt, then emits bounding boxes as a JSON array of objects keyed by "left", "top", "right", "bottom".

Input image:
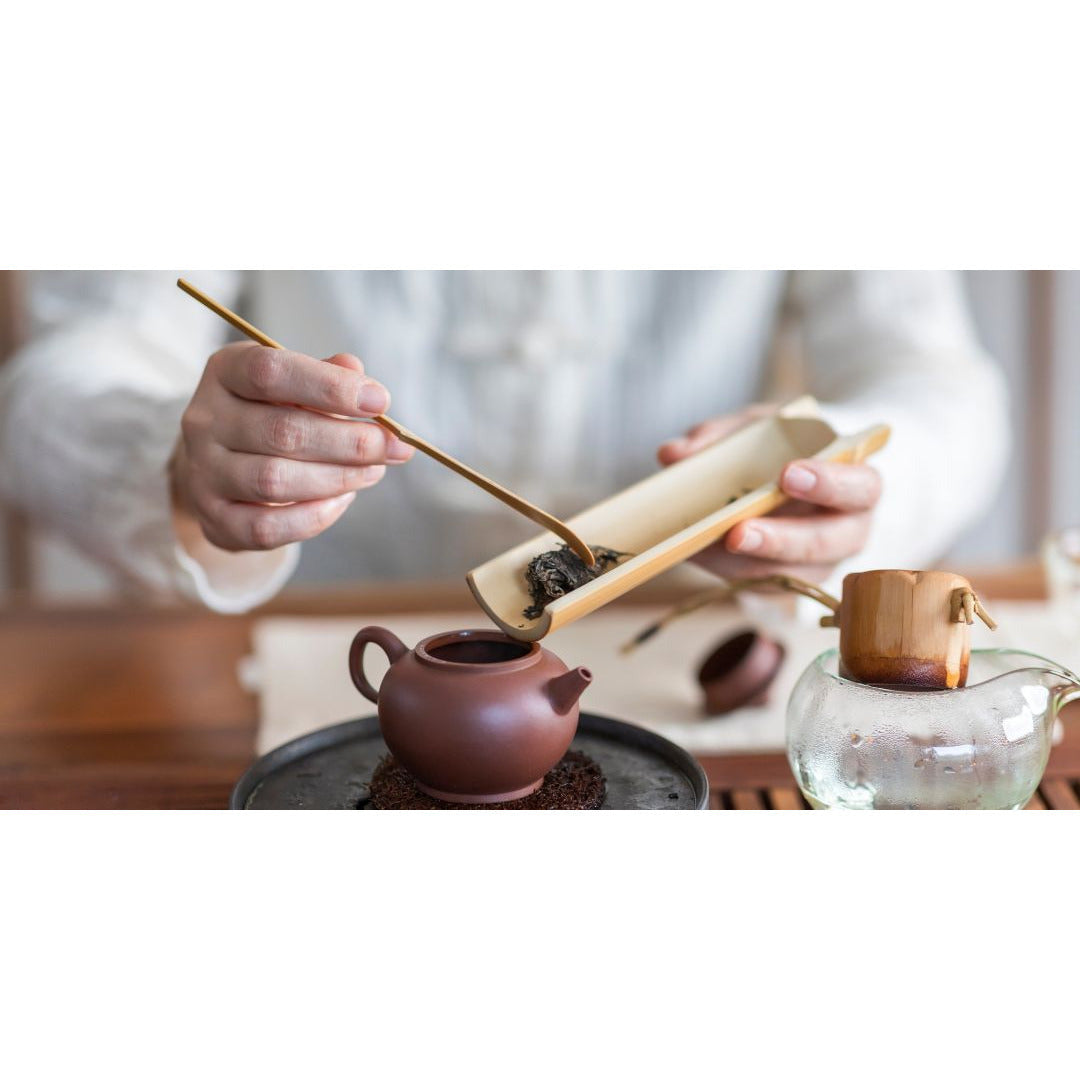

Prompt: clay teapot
[{"left": 349, "top": 626, "right": 592, "bottom": 804}]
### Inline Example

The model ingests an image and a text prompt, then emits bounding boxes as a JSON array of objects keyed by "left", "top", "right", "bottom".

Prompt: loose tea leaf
[
  {"left": 523, "top": 544, "right": 631, "bottom": 619},
  {"left": 366, "top": 751, "right": 606, "bottom": 810}
]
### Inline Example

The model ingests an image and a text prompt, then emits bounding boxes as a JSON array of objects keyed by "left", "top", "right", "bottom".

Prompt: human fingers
[
  {"left": 212, "top": 343, "right": 390, "bottom": 417},
  {"left": 724, "top": 511, "right": 873, "bottom": 565},
  {"left": 213, "top": 401, "right": 414, "bottom": 465},
  {"left": 323, "top": 352, "right": 366, "bottom": 374},
  {"left": 198, "top": 491, "right": 358, "bottom": 551},
  {"left": 206, "top": 448, "right": 386, "bottom": 504},
  {"left": 657, "top": 404, "right": 778, "bottom": 466},
  {"left": 779, "top": 460, "right": 882, "bottom": 513}
]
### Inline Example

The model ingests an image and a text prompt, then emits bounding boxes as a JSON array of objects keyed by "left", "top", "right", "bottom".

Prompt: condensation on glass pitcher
[{"left": 787, "top": 649, "right": 1060, "bottom": 810}]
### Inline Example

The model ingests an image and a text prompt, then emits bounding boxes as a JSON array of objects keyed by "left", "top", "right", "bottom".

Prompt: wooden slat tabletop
[
  {"left": 698, "top": 745, "right": 1080, "bottom": 810},
  {"left": 2, "top": 560, "right": 1077, "bottom": 810}
]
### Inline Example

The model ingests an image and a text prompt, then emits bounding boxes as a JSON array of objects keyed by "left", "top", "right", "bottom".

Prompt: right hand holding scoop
[{"left": 170, "top": 343, "right": 414, "bottom": 551}]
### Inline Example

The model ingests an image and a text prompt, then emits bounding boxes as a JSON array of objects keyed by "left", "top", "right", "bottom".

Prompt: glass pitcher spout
[
  {"left": 1035, "top": 665, "right": 1080, "bottom": 714},
  {"left": 977, "top": 649, "right": 1080, "bottom": 715}
]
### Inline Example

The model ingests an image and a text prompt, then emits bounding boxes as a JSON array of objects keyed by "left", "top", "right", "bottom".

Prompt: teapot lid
[{"left": 697, "top": 629, "right": 785, "bottom": 715}]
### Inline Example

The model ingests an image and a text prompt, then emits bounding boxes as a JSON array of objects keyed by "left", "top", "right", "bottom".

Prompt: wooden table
[{"left": 3, "top": 564, "right": 1079, "bottom": 809}]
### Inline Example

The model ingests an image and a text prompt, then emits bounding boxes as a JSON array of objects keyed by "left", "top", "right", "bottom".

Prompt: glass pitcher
[{"left": 787, "top": 649, "right": 1080, "bottom": 810}]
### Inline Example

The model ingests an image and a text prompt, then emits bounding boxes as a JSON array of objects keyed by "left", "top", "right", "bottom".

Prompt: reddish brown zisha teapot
[{"left": 349, "top": 627, "right": 593, "bottom": 804}]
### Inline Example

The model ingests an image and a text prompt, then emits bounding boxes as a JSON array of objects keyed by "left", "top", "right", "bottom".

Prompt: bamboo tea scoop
[{"left": 176, "top": 278, "right": 595, "bottom": 566}]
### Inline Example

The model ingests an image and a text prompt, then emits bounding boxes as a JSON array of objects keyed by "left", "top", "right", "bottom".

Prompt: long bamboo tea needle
[{"left": 176, "top": 278, "right": 596, "bottom": 566}]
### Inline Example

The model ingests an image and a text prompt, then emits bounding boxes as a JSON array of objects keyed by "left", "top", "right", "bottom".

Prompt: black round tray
[{"left": 232, "top": 712, "right": 709, "bottom": 810}]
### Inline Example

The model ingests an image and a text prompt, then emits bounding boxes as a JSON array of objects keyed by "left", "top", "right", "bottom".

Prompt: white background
[{"left": 3, "top": 1, "right": 1080, "bottom": 1077}]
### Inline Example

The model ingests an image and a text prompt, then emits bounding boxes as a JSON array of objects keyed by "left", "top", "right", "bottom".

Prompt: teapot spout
[{"left": 548, "top": 667, "right": 593, "bottom": 715}]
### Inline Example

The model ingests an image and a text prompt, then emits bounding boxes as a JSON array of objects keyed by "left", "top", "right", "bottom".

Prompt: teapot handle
[{"left": 349, "top": 626, "right": 408, "bottom": 704}]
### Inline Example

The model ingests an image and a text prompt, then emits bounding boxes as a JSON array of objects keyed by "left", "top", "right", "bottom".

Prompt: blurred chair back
[{"left": 0, "top": 270, "right": 33, "bottom": 597}]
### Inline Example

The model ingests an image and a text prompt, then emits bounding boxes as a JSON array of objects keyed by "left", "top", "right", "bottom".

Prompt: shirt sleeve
[
  {"left": 0, "top": 271, "right": 299, "bottom": 611},
  {"left": 789, "top": 270, "right": 1011, "bottom": 579}
]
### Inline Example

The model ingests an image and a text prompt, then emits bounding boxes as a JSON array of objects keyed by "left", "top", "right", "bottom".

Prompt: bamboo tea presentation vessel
[
  {"left": 468, "top": 399, "right": 891, "bottom": 641},
  {"left": 830, "top": 569, "right": 995, "bottom": 689}
]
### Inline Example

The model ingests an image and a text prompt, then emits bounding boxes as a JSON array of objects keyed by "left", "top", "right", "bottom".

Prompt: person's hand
[
  {"left": 657, "top": 406, "right": 882, "bottom": 583},
  {"left": 170, "top": 343, "right": 414, "bottom": 551}
]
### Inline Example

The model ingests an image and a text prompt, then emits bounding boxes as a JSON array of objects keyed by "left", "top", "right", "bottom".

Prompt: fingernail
[
  {"left": 385, "top": 436, "right": 413, "bottom": 462},
  {"left": 734, "top": 526, "right": 763, "bottom": 553},
  {"left": 784, "top": 464, "right": 817, "bottom": 494},
  {"left": 358, "top": 383, "right": 389, "bottom": 414},
  {"left": 332, "top": 491, "right": 357, "bottom": 508}
]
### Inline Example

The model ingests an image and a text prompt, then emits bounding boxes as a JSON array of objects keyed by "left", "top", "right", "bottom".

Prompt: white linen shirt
[{"left": 0, "top": 271, "right": 1010, "bottom": 611}]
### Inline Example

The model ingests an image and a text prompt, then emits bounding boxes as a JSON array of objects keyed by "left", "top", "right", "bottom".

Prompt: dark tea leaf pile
[
  {"left": 366, "top": 751, "right": 606, "bottom": 810},
  {"left": 522, "top": 544, "right": 631, "bottom": 619}
]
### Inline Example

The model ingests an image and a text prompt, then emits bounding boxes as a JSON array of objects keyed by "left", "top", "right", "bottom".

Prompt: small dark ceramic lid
[{"left": 697, "top": 629, "right": 785, "bottom": 716}]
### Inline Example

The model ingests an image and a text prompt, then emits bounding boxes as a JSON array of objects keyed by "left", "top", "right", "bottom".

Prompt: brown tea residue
[
  {"left": 522, "top": 544, "right": 631, "bottom": 619},
  {"left": 366, "top": 751, "right": 606, "bottom": 810}
]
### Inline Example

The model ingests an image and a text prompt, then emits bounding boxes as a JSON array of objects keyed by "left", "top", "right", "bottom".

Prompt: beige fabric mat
[{"left": 246, "top": 601, "right": 1079, "bottom": 757}]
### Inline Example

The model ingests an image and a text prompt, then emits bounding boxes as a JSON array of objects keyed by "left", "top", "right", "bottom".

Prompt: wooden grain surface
[
  {"left": 0, "top": 609, "right": 255, "bottom": 809},
  {"left": 1, "top": 562, "right": 1074, "bottom": 810}
]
